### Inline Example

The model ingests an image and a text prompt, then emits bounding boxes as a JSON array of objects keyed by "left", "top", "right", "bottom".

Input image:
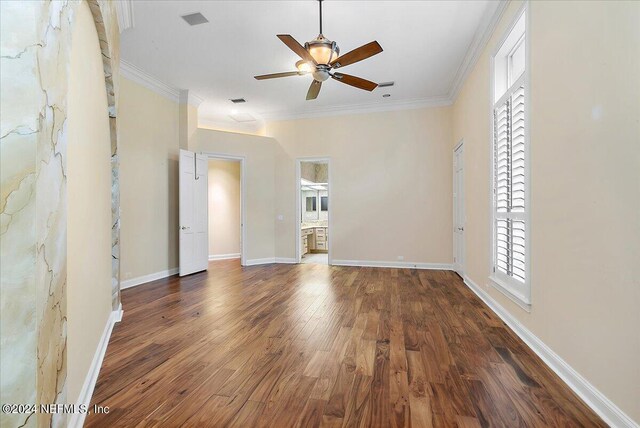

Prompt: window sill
[{"left": 489, "top": 275, "right": 531, "bottom": 313}]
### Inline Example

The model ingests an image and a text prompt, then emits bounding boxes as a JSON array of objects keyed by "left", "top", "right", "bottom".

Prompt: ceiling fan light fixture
[
  {"left": 312, "top": 67, "right": 330, "bottom": 82},
  {"left": 306, "top": 38, "right": 339, "bottom": 65},
  {"left": 295, "top": 60, "right": 314, "bottom": 73}
]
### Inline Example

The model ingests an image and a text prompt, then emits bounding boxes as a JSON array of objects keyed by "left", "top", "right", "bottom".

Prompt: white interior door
[
  {"left": 179, "top": 149, "right": 208, "bottom": 276},
  {"left": 453, "top": 143, "right": 465, "bottom": 276}
]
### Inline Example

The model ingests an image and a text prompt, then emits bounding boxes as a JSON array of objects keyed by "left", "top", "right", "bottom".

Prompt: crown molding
[
  {"left": 114, "top": 0, "right": 135, "bottom": 33},
  {"left": 447, "top": 0, "right": 510, "bottom": 102},
  {"left": 179, "top": 90, "right": 206, "bottom": 108},
  {"left": 120, "top": 60, "right": 180, "bottom": 102},
  {"left": 261, "top": 95, "right": 453, "bottom": 122}
]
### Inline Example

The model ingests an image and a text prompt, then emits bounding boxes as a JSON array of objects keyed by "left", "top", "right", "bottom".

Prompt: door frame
[
  {"left": 453, "top": 140, "right": 465, "bottom": 276},
  {"left": 201, "top": 152, "right": 247, "bottom": 267},
  {"left": 296, "top": 157, "right": 332, "bottom": 264}
]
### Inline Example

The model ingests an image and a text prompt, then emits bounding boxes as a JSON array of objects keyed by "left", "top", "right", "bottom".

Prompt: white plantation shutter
[{"left": 493, "top": 75, "right": 527, "bottom": 287}]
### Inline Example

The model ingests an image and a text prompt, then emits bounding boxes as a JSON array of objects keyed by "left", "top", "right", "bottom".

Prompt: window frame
[
  {"left": 507, "top": 34, "right": 525, "bottom": 87},
  {"left": 489, "top": 3, "right": 531, "bottom": 310}
]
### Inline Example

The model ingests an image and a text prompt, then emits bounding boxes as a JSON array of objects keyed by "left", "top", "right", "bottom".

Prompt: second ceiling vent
[{"left": 181, "top": 13, "right": 209, "bottom": 26}]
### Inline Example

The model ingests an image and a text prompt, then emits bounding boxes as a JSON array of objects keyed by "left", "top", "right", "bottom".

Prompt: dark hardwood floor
[{"left": 86, "top": 260, "right": 605, "bottom": 427}]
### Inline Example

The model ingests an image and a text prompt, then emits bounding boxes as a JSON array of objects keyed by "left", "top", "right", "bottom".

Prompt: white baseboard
[
  {"left": 120, "top": 268, "right": 179, "bottom": 290},
  {"left": 244, "top": 257, "right": 297, "bottom": 266},
  {"left": 332, "top": 259, "right": 454, "bottom": 270},
  {"left": 208, "top": 253, "right": 241, "bottom": 261},
  {"left": 246, "top": 258, "right": 453, "bottom": 270},
  {"left": 245, "top": 258, "right": 449, "bottom": 268},
  {"left": 68, "top": 304, "right": 123, "bottom": 428},
  {"left": 463, "top": 276, "right": 638, "bottom": 428},
  {"left": 244, "top": 257, "right": 276, "bottom": 266}
]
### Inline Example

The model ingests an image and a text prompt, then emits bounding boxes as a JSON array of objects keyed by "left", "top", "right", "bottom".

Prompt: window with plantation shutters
[
  {"left": 494, "top": 80, "right": 526, "bottom": 281},
  {"left": 491, "top": 10, "right": 529, "bottom": 306}
]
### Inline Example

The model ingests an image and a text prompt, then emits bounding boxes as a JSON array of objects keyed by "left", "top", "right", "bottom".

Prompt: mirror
[
  {"left": 306, "top": 196, "right": 317, "bottom": 211},
  {"left": 300, "top": 161, "right": 329, "bottom": 222}
]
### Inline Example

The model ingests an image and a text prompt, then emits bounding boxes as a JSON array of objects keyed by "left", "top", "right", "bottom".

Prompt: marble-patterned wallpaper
[{"left": 0, "top": 1, "right": 119, "bottom": 427}]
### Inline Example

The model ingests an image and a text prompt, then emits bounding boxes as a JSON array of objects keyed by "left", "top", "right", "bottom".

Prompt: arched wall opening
[{"left": 66, "top": 0, "right": 114, "bottom": 405}]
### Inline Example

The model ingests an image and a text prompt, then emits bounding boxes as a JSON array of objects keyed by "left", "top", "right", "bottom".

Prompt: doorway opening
[
  {"left": 453, "top": 140, "right": 465, "bottom": 276},
  {"left": 206, "top": 155, "right": 245, "bottom": 267},
  {"left": 296, "top": 158, "right": 331, "bottom": 265}
]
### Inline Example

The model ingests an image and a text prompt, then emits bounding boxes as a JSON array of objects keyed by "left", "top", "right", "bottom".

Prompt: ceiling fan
[{"left": 254, "top": 0, "right": 383, "bottom": 100}]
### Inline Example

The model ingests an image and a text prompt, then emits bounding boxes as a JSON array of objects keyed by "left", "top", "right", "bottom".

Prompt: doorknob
[
  {"left": 181, "top": 226, "right": 190, "bottom": 230},
  {"left": 457, "top": 227, "right": 464, "bottom": 231}
]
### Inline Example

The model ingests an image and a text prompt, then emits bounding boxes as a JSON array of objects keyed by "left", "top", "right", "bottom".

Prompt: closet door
[{"left": 453, "top": 143, "right": 465, "bottom": 276}]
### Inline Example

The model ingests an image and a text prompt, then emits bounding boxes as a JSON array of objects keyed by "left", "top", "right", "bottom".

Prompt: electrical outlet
[
  {"left": 397, "top": 256, "right": 404, "bottom": 261},
  {"left": 277, "top": 214, "right": 284, "bottom": 221}
]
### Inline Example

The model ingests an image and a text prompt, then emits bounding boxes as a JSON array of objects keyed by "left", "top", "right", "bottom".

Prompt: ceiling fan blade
[
  {"left": 331, "top": 73, "right": 378, "bottom": 91},
  {"left": 306, "top": 80, "right": 322, "bottom": 100},
  {"left": 330, "top": 41, "right": 383, "bottom": 69},
  {"left": 254, "top": 71, "right": 304, "bottom": 80},
  {"left": 277, "top": 34, "right": 317, "bottom": 64}
]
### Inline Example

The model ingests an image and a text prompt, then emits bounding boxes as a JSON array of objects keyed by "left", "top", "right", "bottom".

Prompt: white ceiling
[{"left": 121, "top": 1, "right": 502, "bottom": 131}]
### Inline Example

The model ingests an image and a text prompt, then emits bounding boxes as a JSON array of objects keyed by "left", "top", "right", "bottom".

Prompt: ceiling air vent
[
  {"left": 181, "top": 13, "right": 209, "bottom": 26},
  {"left": 230, "top": 98, "right": 246, "bottom": 104},
  {"left": 378, "top": 81, "right": 395, "bottom": 88}
]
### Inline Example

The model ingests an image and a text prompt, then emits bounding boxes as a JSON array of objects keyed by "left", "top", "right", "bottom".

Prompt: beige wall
[
  {"left": 118, "top": 88, "right": 277, "bottom": 268},
  {"left": 120, "top": 84, "right": 452, "bottom": 269},
  {"left": 192, "top": 129, "right": 277, "bottom": 262},
  {"left": 119, "top": 77, "right": 180, "bottom": 280},
  {"left": 268, "top": 107, "right": 453, "bottom": 264},
  {"left": 452, "top": 0, "right": 640, "bottom": 422},
  {"left": 67, "top": 0, "right": 113, "bottom": 404},
  {"left": 208, "top": 160, "right": 241, "bottom": 257},
  {"left": 180, "top": 103, "right": 198, "bottom": 150}
]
